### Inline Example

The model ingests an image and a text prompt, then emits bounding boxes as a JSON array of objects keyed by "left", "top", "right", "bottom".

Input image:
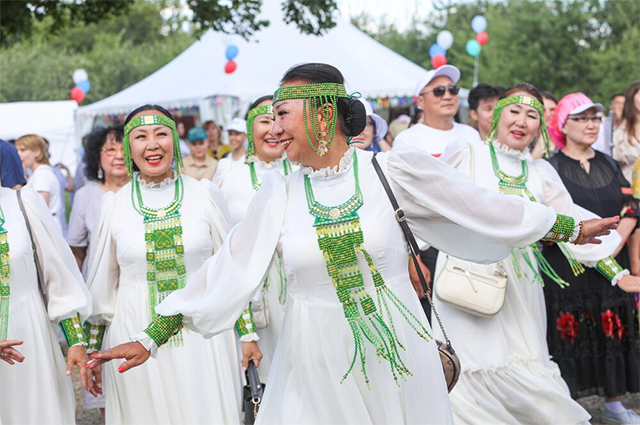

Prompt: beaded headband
[
  {"left": 273, "top": 82, "right": 350, "bottom": 156},
  {"left": 246, "top": 105, "right": 273, "bottom": 158},
  {"left": 486, "top": 95, "right": 552, "bottom": 157},
  {"left": 123, "top": 114, "right": 183, "bottom": 178}
]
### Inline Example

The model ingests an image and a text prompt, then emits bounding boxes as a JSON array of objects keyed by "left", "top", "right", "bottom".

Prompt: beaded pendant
[
  {"left": 132, "top": 175, "right": 187, "bottom": 347},
  {"left": 488, "top": 141, "right": 583, "bottom": 286},
  {"left": 0, "top": 205, "right": 9, "bottom": 340},
  {"left": 304, "top": 152, "right": 431, "bottom": 387}
]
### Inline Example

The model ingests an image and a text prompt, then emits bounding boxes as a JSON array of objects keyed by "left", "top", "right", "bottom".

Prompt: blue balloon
[
  {"left": 77, "top": 80, "right": 91, "bottom": 94},
  {"left": 429, "top": 43, "right": 446, "bottom": 59},
  {"left": 471, "top": 15, "right": 487, "bottom": 33},
  {"left": 466, "top": 39, "right": 482, "bottom": 57},
  {"left": 225, "top": 45, "right": 239, "bottom": 60}
]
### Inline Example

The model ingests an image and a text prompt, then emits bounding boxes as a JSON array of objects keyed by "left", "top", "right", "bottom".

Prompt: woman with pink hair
[{"left": 545, "top": 92, "right": 640, "bottom": 424}]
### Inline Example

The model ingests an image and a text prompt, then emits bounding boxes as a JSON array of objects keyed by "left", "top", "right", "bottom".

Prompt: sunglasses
[{"left": 419, "top": 85, "right": 460, "bottom": 98}]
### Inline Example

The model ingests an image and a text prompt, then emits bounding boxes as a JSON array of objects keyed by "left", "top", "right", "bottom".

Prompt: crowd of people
[{"left": 0, "top": 62, "right": 639, "bottom": 425}]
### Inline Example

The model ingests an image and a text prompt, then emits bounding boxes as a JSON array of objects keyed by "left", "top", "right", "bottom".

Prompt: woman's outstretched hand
[
  {"left": 618, "top": 275, "right": 640, "bottom": 293},
  {"left": 86, "top": 341, "right": 150, "bottom": 374},
  {"left": 0, "top": 340, "right": 25, "bottom": 365},
  {"left": 578, "top": 216, "right": 619, "bottom": 245}
]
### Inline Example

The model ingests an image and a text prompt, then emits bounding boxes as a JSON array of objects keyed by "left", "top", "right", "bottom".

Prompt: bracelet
[
  {"left": 541, "top": 214, "right": 575, "bottom": 243},
  {"left": 84, "top": 322, "right": 106, "bottom": 353},
  {"left": 59, "top": 314, "right": 87, "bottom": 347},
  {"left": 572, "top": 221, "right": 585, "bottom": 245},
  {"left": 595, "top": 256, "right": 625, "bottom": 283}
]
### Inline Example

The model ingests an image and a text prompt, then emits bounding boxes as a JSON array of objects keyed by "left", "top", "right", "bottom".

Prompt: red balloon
[
  {"left": 224, "top": 60, "right": 237, "bottom": 74},
  {"left": 70, "top": 86, "right": 85, "bottom": 103},
  {"left": 431, "top": 54, "right": 447, "bottom": 69},
  {"left": 476, "top": 31, "right": 489, "bottom": 46}
]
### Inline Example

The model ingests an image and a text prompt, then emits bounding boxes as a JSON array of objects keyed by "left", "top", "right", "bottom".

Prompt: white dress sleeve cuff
[
  {"left": 240, "top": 332, "right": 260, "bottom": 342},
  {"left": 611, "top": 269, "right": 630, "bottom": 287},
  {"left": 130, "top": 332, "right": 159, "bottom": 358}
]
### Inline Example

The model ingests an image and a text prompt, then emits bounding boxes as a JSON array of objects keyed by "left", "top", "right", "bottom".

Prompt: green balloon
[{"left": 466, "top": 39, "right": 482, "bottom": 57}]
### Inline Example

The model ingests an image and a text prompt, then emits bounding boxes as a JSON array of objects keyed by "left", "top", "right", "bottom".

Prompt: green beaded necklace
[
  {"left": 303, "top": 151, "right": 431, "bottom": 387},
  {"left": 131, "top": 174, "right": 187, "bottom": 346},
  {"left": 487, "top": 140, "right": 582, "bottom": 287},
  {"left": 249, "top": 158, "right": 292, "bottom": 191},
  {"left": 0, "top": 204, "right": 10, "bottom": 340}
]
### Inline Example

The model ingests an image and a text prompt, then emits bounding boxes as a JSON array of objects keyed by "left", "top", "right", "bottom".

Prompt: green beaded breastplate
[
  {"left": 132, "top": 175, "right": 187, "bottom": 346},
  {"left": 0, "top": 204, "right": 10, "bottom": 340},
  {"left": 304, "top": 151, "right": 431, "bottom": 387}
]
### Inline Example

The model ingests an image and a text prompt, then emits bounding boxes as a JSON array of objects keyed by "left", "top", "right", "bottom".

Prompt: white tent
[
  {"left": 0, "top": 100, "right": 80, "bottom": 169},
  {"left": 77, "top": 0, "right": 429, "bottom": 128}
]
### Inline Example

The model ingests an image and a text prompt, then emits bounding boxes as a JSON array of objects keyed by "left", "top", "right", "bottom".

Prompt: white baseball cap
[
  {"left": 414, "top": 65, "right": 461, "bottom": 97},
  {"left": 226, "top": 117, "right": 247, "bottom": 133},
  {"left": 359, "top": 98, "right": 388, "bottom": 143},
  {"left": 570, "top": 102, "right": 605, "bottom": 115}
]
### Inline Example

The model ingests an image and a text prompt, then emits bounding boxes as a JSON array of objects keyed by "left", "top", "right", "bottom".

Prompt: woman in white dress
[
  {"left": 89, "top": 64, "right": 619, "bottom": 425},
  {"left": 0, "top": 185, "right": 92, "bottom": 424},
  {"left": 434, "top": 83, "right": 640, "bottom": 425},
  {"left": 85, "top": 105, "right": 242, "bottom": 424},
  {"left": 15, "top": 134, "right": 65, "bottom": 235},
  {"left": 212, "top": 95, "right": 295, "bottom": 380}
]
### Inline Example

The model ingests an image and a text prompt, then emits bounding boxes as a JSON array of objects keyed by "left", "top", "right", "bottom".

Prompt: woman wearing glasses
[
  {"left": 544, "top": 93, "right": 640, "bottom": 424},
  {"left": 393, "top": 65, "right": 481, "bottom": 158}
]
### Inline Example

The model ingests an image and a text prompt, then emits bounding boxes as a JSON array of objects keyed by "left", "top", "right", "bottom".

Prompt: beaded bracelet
[
  {"left": 59, "top": 315, "right": 87, "bottom": 347},
  {"left": 144, "top": 314, "right": 184, "bottom": 347},
  {"left": 572, "top": 221, "right": 585, "bottom": 245},
  {"left": 541, "top": 214, "right": 576, "bottom": 243},
  {"left": 595, "top": 256, "right": 625, "bottom": 283}
]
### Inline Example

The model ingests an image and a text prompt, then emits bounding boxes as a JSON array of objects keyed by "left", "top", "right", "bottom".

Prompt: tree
[{"left": 0, "top": 0, "right": 339, "bottom": 47}]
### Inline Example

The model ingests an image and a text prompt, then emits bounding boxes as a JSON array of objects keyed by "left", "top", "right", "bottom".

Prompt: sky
[{"left": 337, "top": 0, "right": 433, "bottom": 31}]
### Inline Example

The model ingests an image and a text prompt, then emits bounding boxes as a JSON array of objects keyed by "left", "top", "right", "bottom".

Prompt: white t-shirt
[
  {"left": 27, "top": 164, "right": 64, "bottom": 234},
  {"left": 392, "top": 122, "right": 481, "bottom": 157}
]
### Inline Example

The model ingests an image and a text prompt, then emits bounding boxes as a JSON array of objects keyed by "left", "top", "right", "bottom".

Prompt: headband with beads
[
  {"left": 246, "top": 105, "right": 274, "bottom": 158},
  {"left": 273, "top": 83, "right": 350, "bottom": 156},
  {"left": 485, "top": 95, "right": 552, "bottom": 157},
  {"left": 123, "top": 114, "right": 183, "bottom": 178}
]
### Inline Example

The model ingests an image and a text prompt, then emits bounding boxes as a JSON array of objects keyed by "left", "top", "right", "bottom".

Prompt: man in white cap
[
  {"left": 225, "top": 117, "right": 248, "bottom": 161},
  {"left": 393, "top": 64, "right": 481, "bottom": 157}
]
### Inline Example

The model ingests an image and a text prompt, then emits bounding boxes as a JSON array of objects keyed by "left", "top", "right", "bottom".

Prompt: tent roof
[{"left": 79, "top": 2, "right": 428, "bottom": 116}]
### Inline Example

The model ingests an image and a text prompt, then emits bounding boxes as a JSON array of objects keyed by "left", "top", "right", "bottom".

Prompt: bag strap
[
  {"left": 16, "top": 189, "right": 47, "bottom": 306},
  {"left": 371, "top": 154, "right": 454, "bottom": 352},
  {"left": 245, "top": 360, "right": 264, "bottom": 401}
]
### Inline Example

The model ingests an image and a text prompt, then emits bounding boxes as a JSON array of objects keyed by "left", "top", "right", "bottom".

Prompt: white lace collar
[
  {"left": 491, "top": 139, "right": 532, "bottom": 161},
  {"left": 134, "top": 171, "right": 177, "bottom": 189},
  {"left": 245, "top": 154, "right": 288, "bottom": 169},
  {"left": 300, "top": 147, "right": 355, "bottom": 179}
]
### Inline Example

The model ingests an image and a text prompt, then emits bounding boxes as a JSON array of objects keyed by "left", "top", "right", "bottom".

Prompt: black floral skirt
[{"left": 542, "top": 244, "right": 639, "bottom": 399}]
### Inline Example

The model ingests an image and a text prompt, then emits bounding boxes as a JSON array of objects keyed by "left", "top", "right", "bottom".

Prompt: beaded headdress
[
  {"left": 246, "top": 105, "right": 273, "bottom": 158},
  {"left": 273, "top": 83, "right": 350, "bottom": 156},
  {"left": 485, "top": 95, "right": 552, "bottom": 157},
  {"left": 123, "top": 114, "right": 184, "bottom": 178}
]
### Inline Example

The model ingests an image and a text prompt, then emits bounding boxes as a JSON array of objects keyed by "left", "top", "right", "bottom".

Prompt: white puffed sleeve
[
  {"left": 85, "top": 192, "right": 120, "bottom": 325},
  {"left": 156, "top": 171, "right": 287, "bottom": 338},
  {"left": 380, "top": 149, "right": 557, "bottom": 264},
  {"left": 533, "top": 159, "right": 621, "bottom": 266},
  {"left": 21, "top": 187, "right": 91, "bottom": 322}
]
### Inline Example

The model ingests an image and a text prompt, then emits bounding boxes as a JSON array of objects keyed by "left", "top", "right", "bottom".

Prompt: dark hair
[
  {"left": 502, "top": 83, "right": 544, "bottom": 105},
  {"left": 621, "top": 81, "right": 640, "bottom": 143},
  {"left": 84, "top": 127, "right": 124, "bottom": 182},
  {"left": 540, "top": 90, "right": 558, "bottom": 104},
  {"left": 246, "top": 95, "right": 273, "bottom": 119},
  {"left": 280, "top": 63, "right": 366, "bottom": 137},
  {"left": 124, "top": 104, "right": 175, "bottom": 125},
  {"left": 610, "top": 93, "right": 624, "bottom": 104},
  {"left": 468, "top": 83, "right": 502, "bottom": 111}
]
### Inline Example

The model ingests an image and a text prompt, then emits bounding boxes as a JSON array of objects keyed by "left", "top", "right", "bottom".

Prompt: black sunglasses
[{"left": 419, "top": 85, "right": 460, "bottom": 97}]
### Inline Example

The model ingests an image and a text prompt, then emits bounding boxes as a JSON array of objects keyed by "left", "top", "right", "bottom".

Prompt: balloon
[
  {"left": 429, "top": 43, "right": 446, "bottom": 59},
  {"left": 72, "top": 69, "right": 88, "bottom": 84},
  {"left": 431, "top": 54, "right": 447, "bottom": 69},
  {"left": 77, "top": 80, "right": 91, "bottom": 94},
  {"left": 476, "top": 31, "right": 489, "bottom": 46},
  {"left": 466, "top": 39, "right": 482, "bottom": 57},
  {"left": 225, "top": 45, "right": 239, "bottom": 60},
  {"left": 471, "top": 15, "right": 487, "bottom": 33},
  {"left": 436, "top": 30, "right": 454, "bottom": 50},
  {"left": 224, "top": 60, "right": 237, "bottom": 74},
  {"left": 70, "top": 86, "right": 85, "bottom": 103}
]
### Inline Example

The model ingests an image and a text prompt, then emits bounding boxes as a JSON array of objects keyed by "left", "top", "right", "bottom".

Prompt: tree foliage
[
  {"left": 0, "top": 0, "right": 338, "bottom": 46},
  {"left": 353, "top": 0, "right": 640, "bottom": 105}
]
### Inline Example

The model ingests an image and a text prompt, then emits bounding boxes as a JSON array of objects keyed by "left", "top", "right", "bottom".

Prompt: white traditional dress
[
  {"left": 151, "top": 147, "right": 571, "bottom": 424},
  {"left": 433, "top": 139, "right": 618, "bottom": 425},
  {"left": 87, "top": 175, "right": 242, "bottom": 424},
  {"left": 212, "top": 155, "right": 294, "bottom": 379},
  {"left": 0, "top": 187, "right": 91, "bottom": 425}
]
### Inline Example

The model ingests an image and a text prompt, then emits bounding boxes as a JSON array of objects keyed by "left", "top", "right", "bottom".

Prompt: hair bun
[{"left": 344, "top": 98, "right": 367, "bottom": 137}]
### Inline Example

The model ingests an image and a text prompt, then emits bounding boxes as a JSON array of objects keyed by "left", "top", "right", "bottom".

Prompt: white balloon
[
  {"left": 437, "top": 30, "right": 454, "bottom": 50},
  {"left": 73, "top": 69, "right": 88, "bottom": 84}
]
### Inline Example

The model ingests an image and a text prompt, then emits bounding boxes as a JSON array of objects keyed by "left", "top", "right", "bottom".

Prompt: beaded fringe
[{"left": 511, "top": 244, "right": 570, "bottom": 288}]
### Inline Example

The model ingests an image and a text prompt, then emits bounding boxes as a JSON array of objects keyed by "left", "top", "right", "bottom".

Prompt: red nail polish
[
  {"left": 91, "top": 353, "right": 99, "bottom": 358},
  {"left": 118, "top": 366, "right": 124, "bottom": 373}
]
